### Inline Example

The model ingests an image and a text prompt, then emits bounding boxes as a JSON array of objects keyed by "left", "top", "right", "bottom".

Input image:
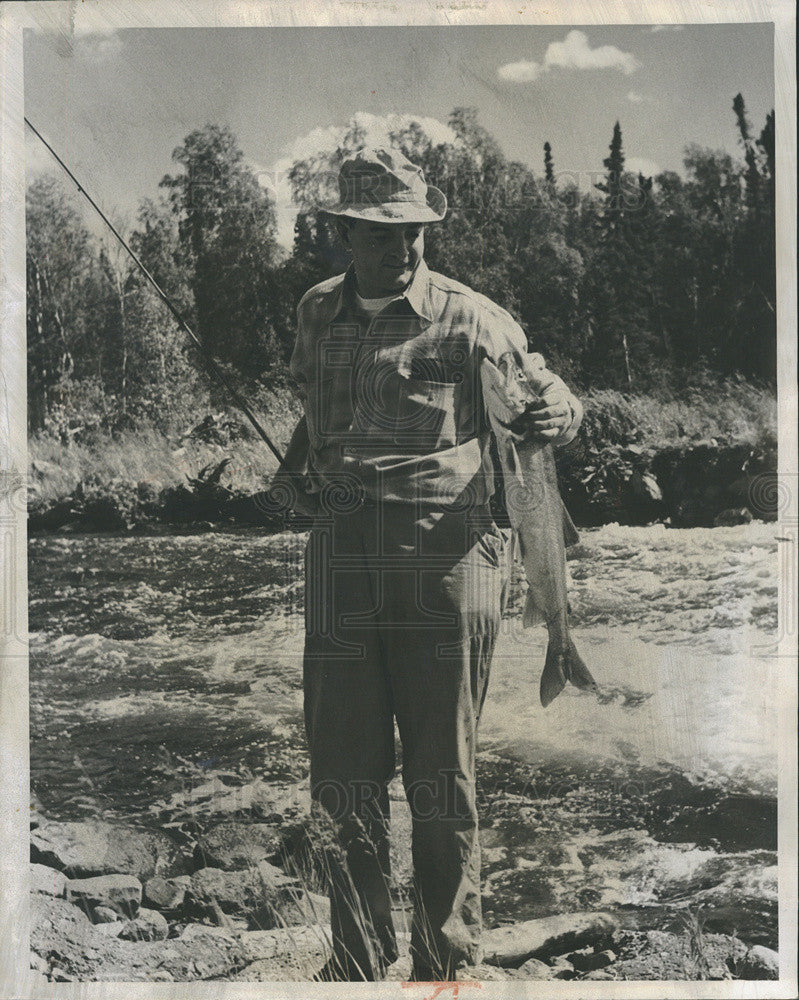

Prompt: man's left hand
[{"left": 501, "top": 385, "right": 574, "bottom": 442}]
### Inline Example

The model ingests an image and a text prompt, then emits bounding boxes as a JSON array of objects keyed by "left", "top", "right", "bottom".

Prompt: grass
[
  {"left": 28, "top": 387, "right": 303, "bottom": 509},
  {"left": 27, "top": 379, "right": 777, "bottom": 526},
  {"left": 579, "top": 379, "right": 777, "bottom": 452}
]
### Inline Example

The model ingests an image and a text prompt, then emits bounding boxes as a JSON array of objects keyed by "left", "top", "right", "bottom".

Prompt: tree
[
  {"left": 159, "top": 124, "right": 282, "bottom": 379},
  {"left": 543, "top": 141, "right": 555, "bottom": 186},
  {"left": 26, "top": 176, "right": 97, "bottom": 431},
  {"left": 588, "top": 123, "right": 645, "bottom": 386}
]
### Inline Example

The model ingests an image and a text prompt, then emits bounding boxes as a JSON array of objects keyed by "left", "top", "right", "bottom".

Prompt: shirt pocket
[{"left": 393, "top": 353, "right": 458, "bottom": 448}]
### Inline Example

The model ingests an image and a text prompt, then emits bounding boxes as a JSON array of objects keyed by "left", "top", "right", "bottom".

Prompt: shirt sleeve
[
  {"left": 478, "top": 309, "right": 583, "bottom": 448},
  {"left": 289, "top": 299, "right": 310, "bottom": 405}
]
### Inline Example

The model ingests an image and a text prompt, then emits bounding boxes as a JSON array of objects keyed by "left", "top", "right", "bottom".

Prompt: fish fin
[
  {"left": 540, "top": 641, "right": 567, "bottom": 708},
  {"left": 561, "top": 500, "right": 580, "bottom": 548},
  {"left": 565, "top": 637, "right": 598, "bottom": 693},
  {"left": 522, "top": 592, "right": 545, "bottom": 628}
]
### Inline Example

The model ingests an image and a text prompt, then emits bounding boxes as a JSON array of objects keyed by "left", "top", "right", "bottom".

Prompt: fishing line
[{"left": 24, "top": 116, "right": 286, "bottom": 466}]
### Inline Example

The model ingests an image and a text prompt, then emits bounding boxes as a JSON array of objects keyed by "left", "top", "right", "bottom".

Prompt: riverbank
[
  {"left": 28, "top": 781, "right": 778, "bottom": 984},
  {"left": 28, "top": 521, "right": 780, "bottom": 983},
  {"left": 27, "top": 381, "right": 778, "bottom": 533}
]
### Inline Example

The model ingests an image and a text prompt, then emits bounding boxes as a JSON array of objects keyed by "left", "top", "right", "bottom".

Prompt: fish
[{"left": 481, "top": 352, "right": 598, "bottom": 707}]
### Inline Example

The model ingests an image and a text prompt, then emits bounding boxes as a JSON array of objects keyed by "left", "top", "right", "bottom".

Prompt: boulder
[
  {"left": 195, "top": 822, "right": 283, "bottom": 871},
  {"left": 238, "top": 925, "right": 333, "bottom": 964},
  {"left": 738, "top": 945, "right": 779, "bottom": 980},
  {"left": 31, "top": 893, "right": 248, "bottom": 981},
  {"left": 516, "top": 957, "right": 551, "bottom": 979},
  {"left": 549, "top": 956, "right": 577, "bottom": 979},
  {"left": 482, "top": 912, "right": 618, "bottom": 967},
  {"left": 567, "top": 948, "right": 616, "bottom": 972},
  {"left": 185, "top": 862, "right": 301, "bottom": 927},
  {"left": 231, "top": 926, "right": 334, "bottom": 981},
  {"left": 31, "top": 819, "right": 191, "bottom": 880},
  {"left": 30, "top": 863, "right": 67, "bottom": 898},
  {"left": 118, "top": 908, "right": 169, "bottom": 942},
  {"left": 143, "top": 875, "right": 191, "bottom": 913},
  {"left": 65, "top": 874, "right": 142, "bottom": 918},
  {"left": 94, "top": 921, "right": 124, "bottom": 939},
  {"left": 583, "top": 969, "right": 615, "bottom": 980},
  {"left": 92, "top": 906, "right": 120, "bottom": 924}
]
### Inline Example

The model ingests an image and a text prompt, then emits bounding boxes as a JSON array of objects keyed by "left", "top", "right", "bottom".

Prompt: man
[{"left": 276, "top": 147, "right": 582, "bottom": 981}]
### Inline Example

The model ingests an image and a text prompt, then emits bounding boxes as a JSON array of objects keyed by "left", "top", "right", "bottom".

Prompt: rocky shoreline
[{"left": 29, "top": 777, "right": 779, "bottom": 984}]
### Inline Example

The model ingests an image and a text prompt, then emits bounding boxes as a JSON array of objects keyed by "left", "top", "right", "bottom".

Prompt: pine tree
[{"left": 543, "top": 141, "right": 555, "bottom": 185}]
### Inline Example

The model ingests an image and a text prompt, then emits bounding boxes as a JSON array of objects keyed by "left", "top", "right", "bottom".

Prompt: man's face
[{"left": 340, "top": 219, "right": 425, "bottom": 298}]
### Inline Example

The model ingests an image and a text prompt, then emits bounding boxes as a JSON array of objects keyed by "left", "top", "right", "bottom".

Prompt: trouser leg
[
  {"left": 303, "top": 512, "right": 398, "bottom": 980},
  {"left": 384, "top": 514, "right": 507, "bottom": 980}
]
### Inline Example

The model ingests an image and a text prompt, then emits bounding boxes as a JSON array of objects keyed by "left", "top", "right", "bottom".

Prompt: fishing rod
[{"left": 24, "top": 116, "right": 286, "bottom": 466}]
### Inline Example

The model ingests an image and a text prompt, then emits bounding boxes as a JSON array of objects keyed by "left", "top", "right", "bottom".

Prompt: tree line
[{"left": 26, "top": 98, "right": 775, "bottom": 440}]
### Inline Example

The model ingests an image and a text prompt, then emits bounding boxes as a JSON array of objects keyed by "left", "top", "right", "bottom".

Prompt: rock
[
  {"left": 65, "top": 874, "right": 142, "bottom": 917},
  {"left": 143, "top": 875, "right": 191, "bottom": 913},
  {"left": 31, "top": 893, "right": 248, "bottom": 981},
  {"left": 94, "top": 921, "right": 124, "bottom": 939},
  {"left": 118, "top": 907, "right": 169, "bottom": 942},
  {"left": 482, "top": 911, "right": 618, "bottom": 967},
  {"left": 549, "top": 955, "right": 577, "bottom": 979},
  {"left": 195, "top": 821, "right": 283, "bottom": 871},
  {"left": 30, "top": 951, "right": 48, "bottom": 973},
  {"left": 31, "top": 862, "right": 67, "bottom": 897},
  {"left": 738, "top": 945, "right": 779, "bottom": 980},
  {"left": 714, "top": 507, "right": 753, "bottom": 527},
  {"left": 92, "top": 906, "right": 120, "bottom": 924},
  {"left": 238, "top": 925, "right": 333, "bottom": 963},
  {"left": 516, "top": 957, "right": 551, "bottom": 979},
  {"left": 185, "top": 863, "right": 301, "bottom": 927},
  {"left": 179, "top": 923, "right": 240, "bottom": 944},
  {"left": 567, "top": 947, "right": 616, "bottom": 972},
  {"left": 31, "top": 819, "right": 191, "bottom": 880},
  {"left": 460, "top": 963, "right": 513, "bottom": 981},
  {"left": 584, "top": 969, "right": 615, "bottom": 980},
  {"left": 385, "top": 955, "right": 413, "bottom": 981}
]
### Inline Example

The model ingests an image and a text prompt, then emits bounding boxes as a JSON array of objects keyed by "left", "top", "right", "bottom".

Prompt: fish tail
[
  {"left": 565, "top": 637, "right": 598, "bottom": 693},
  {"left": 540, "top": 640, "right": 568, "bottom": 708}
]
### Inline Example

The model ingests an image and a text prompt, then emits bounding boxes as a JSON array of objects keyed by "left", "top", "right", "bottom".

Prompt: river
[{"left": 28, "top": 521, "right": 780, "bottom": 949}]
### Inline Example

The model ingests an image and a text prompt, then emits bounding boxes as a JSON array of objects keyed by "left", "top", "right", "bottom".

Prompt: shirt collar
[{"left": 324, "top": 258, "right": 434, "bottom": 326}]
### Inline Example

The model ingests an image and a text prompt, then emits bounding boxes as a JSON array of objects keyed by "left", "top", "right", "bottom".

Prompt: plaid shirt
[{"left": 290, "top": 259, "right": 582, "bottom": 507}]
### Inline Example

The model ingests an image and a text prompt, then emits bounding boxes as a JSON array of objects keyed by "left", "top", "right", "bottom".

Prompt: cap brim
[{"left": 323, "top": 185, "right": 447, "bottom": 223}]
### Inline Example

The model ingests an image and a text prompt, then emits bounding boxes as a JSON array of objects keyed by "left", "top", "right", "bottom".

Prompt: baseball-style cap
[{"left": 322, "top": 146, "right": 447, "bottom": 223}]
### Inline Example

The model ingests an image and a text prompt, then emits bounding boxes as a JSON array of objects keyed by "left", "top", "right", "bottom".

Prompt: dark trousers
[{"left": 303, "top": 500, "right": 509, "bottom": 980}]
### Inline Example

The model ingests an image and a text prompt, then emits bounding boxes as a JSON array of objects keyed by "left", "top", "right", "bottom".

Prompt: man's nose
[{"left": 388, "top": 229, "right": 411, "bottom": 258}]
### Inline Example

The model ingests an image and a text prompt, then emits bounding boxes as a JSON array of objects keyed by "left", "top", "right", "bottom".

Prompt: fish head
[{"left": 481, "top": 353, "right": 540, "bottom": 424}]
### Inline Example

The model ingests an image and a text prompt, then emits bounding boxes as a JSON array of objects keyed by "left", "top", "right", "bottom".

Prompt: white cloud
[
  {"left": 498, "top": 29, "right": 640, "bottom": 83},
  {"left": 626, "top": 157, "right": 661, "bottom": 178},
  {"left": 256, "top": 113, "right": 457, "bottom": 249},
  {"left": 544, "top": 30, "right": 640, "bottom": 75},
  {"left": 650, "top": 24, "right": 685, "bottom": 33},
  {"left": 497, "top": 60, "right": 544, "bottom": 83},
  {"left": 627, "top": 91, "right": 646, "bottom": 104}
]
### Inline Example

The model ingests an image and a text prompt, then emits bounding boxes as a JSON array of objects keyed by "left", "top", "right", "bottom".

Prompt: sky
[{"left": 23, "top": 22, "right": 774, "bottom": 247}]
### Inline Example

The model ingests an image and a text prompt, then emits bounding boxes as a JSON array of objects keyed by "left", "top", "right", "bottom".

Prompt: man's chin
[{"left": 380, "top": 268, "right": 413, "bottom": 290}]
